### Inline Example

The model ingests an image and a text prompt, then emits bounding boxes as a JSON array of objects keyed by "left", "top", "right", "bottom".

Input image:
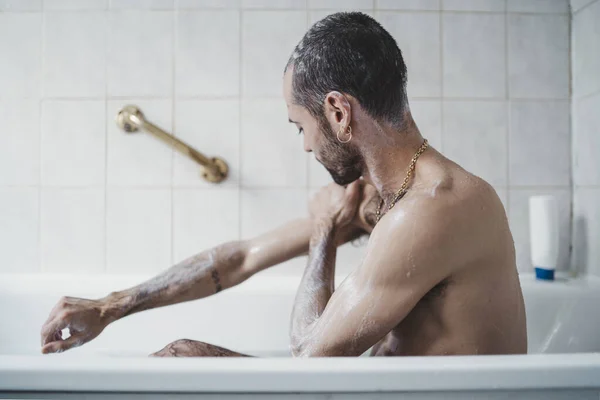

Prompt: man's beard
[{"left": 318, "top": 121, "right": 363, "bottom": 186}]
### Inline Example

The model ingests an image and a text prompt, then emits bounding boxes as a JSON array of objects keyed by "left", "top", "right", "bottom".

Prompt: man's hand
[
  {"left": 308, "top": 181, "right": 361, "bottom": 227},
  {"left": 40, "top": 296, "right": 115, "bottom": 354}
]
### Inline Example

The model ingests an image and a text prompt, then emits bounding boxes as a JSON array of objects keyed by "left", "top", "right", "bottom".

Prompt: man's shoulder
[{"left": 380, "top": 173, "right": 504, "bottom": 246}]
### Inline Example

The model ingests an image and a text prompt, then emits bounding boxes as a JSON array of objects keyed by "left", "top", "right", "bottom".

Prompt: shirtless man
[{"left": 41, "top": 12, "right": 526, "bottom": 357}]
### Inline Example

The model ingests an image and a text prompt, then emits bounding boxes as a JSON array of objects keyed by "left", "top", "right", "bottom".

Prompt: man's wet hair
[{"left": 285, "top": 12, "right": 409, "bottom": 129}]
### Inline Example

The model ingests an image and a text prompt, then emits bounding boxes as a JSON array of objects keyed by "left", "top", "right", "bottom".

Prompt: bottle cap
[{"left": 535, "top": 267, "right": 555, "bottom": 281}]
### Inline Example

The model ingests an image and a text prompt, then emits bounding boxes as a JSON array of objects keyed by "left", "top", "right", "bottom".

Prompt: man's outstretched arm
[{"left": 40, "top": 216, "right": 364, "bottom": 354}]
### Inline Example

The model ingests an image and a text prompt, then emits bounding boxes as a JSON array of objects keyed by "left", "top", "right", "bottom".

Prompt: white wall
[
  {"left": 571, "top": 0, "right": 600, "bottom": 277},
  {"left": 0, "top": 0, "right": 571, "bottom": 276}
]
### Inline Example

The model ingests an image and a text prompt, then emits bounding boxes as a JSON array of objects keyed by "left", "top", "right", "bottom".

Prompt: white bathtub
[{"left": 0, "top": 273, "right": 599, "bottom": 399}]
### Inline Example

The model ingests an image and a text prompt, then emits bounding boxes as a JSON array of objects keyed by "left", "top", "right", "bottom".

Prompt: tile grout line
[
  {"left": 5, "top": 95, "right": 573, "bottom": 102},
  {"left": 568, "top": 8, "right": 575, "bottom": 271},
  {"left": 2, "top": 8, "right": 572, "bottom": 15},
  {"left": 574, "top": 89, "right": 600, "bottom": 101},
  {"left": 103, "top": 5, "right": 109, "bottom": 274},
  {"left": 171, "top": 6, "right": 177, "bottom": 265},
  {"left": 38, "top": 4, "right": 45, "bottom": 273},
  {"left": 572, "top": 0, "right": 600, "bottom": 15},
  {"left": 238, "top": 8, "right": 243, "bottom": 241}
]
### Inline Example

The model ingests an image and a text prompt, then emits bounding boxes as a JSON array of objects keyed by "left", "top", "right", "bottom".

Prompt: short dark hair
[{"left": 286, "top": 12, "right": 408, "bottom": 129}]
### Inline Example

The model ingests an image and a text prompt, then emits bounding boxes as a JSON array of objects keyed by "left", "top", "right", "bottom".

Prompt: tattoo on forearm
[
  {"left": 211, "top": 268, "right": 222, "bottom": 293},
  {"left": 113, "top": 245, "right": 244, "bottom": 317}
]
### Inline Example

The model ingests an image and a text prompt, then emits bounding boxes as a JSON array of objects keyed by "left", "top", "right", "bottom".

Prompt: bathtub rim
[{"left": 0, "top": 353, "right": 599, "bottom": 393}]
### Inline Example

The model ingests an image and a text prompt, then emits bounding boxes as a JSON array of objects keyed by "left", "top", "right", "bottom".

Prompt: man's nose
[{"left": 303, "top": 139, "right": 312, "bottom": 153}]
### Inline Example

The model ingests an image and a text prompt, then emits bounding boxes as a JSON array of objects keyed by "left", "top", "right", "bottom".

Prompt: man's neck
[{"left": 361, "top": 118, "right": 426, "bottom": 206}]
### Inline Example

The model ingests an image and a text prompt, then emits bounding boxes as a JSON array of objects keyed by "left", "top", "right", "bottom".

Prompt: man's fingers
[
  {"left": 343, "top": 182, "right": 361, "bottom": 218},
  {"left": 40, "top": 318, "right": 67, "bottom": 346},
  {"left": 347, "top": 181, "right": 361, "bottom": 199},
  {"left": 41, "top": 335, "right": 83, "bottom": 354}
]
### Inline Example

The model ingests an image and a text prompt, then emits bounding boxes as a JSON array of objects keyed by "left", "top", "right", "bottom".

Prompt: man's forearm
[
  {"left": 101, "top": 240, "right": 249, "bottom": 321},
  {"left": 290, "top": 216, "right": 337, "bottom": 353},
  {"left": 99, "top": 218, "right": 323, "bottom": 322},
  {"left": 99, "top": 216, "right": 364, "bottom": 324}
]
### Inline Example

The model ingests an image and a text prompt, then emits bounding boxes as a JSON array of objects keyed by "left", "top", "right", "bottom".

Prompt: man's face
[{"left": 283, "top": 69, "right": 362, "bottom": 186}]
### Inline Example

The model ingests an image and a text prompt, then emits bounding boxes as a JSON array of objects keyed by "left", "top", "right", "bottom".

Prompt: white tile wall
[
  {"left": 309, "top": 9, "right": 372, "bottom": 24},
  {"left": 107, "top": 11, "right": 173, "bottom": 97},
  {"left": 571, "top": 0, "right": 596, "bottom": 12},
  {"left": 0, "top": 188, "right": 39, "bottom": 273},
  {"left": 508, "top": 14, "right": 569, "bottom": 99},
  {"left": 573, "top": 93, "right": 600, "bottom": 186},
  {"left": 494, "top": 187, "right": 509, "bottom": 211},
  {"left": 443, "top": 101, "right": 508, "bottom": 186},
  {"left": 572, "top": 0, "right": 600, "bottom": 98},
  {"left": 241, "top": 99, "right": 307, "bottom": 188},
  {"left": 377, "top": 0, "right": 440, "bottom": 10},
  {"left": 0, "top": 13, "right": 41, "bottom": 97},
  {"left": 443, "top": 13, "right": 506, "bottom": 98},
  {"left": 241, "top": 188, "right": 307, "bottom": 277},
  {"left": 442, "top": 0, "right": 505, "bottom": 12},
  {"left": 174, "top": 100, "right": 240, "bottom": 187},
  {"left": 241, "top": 189, "right": 307, "bottom": 238},
  {"left": 245, "top": 0, "right": 306, "bottom": 8},
  {"left": 40, "top": 188, "right": 105, "bottom": 273},
  {"left": 173, "top": 188, "right": 240, "bottom": 262},
  {"left": 572, "top": 0, "right": 600, "bottom": 278},
  {"left": 0, "top": 0, "right": 42, "bottom": 11},
  {"left": 176, "top": 11, "right": 240, "bottom": 97},
  {"left": 44, "top": 0, "right": 107, "bottom": 10},
  {"left": 106, "top": 188, "right": 171, "bottom": 273},
  {"left": 110, "top": 0, "right": 174, "bottom": 9},
  {"left": 409, "top": 100, "right": 442, "bottom": 151},
  {"left": 0, "top": 99, "right": 40, "bottom": 186},
  {"left": 377, "top": 12, "right": 441, "bottom": 98},
  {"left": 509, "top": 101, "right": 570, "bottom": 187},
  {"left": 242, "top": 11, "right": 307, "bottom": 96},
  {"left": 308, "top": 0, "right": 372, "bottom": 10},
  {"left": 43, "top": 11, "right": 106, "bottom": 97},
  {"left": 41, "top": 100, "right": 106, "bottom": 186},
  {"left": 176, "top": 0, "right": 241, "bottom": 8},
  {"left": 507, "top": 0, "right": 569, "bottom": 14},
  {"left": 0, "top": 1, "right": 576, "bottom": 277},
  {"left": 308, "top": 152, "right": 334, "bottom": 188},
  {"left": 573, "top": 188, "right": 600, "bottom": 277}
]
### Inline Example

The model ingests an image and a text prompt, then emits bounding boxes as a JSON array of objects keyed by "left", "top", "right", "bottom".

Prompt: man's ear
[{"left": 324, "top": 91, "right": 352, "bottom": 129}]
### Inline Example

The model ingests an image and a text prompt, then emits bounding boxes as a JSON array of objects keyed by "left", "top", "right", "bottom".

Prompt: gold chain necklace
[{"left": 375, "top": 139, "right": 429, "bottom": 223}]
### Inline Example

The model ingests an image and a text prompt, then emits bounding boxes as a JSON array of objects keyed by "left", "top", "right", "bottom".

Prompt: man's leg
[{"left": 150, "top": 339, "right": 251, "bottom": 357}]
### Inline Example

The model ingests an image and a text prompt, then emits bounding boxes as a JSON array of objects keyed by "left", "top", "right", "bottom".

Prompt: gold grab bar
[{"left": 116, "top": 105, "right": 228, "bottom": 183}]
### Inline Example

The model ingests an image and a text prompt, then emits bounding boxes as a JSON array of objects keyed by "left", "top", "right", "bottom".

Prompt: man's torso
[{"left": 360, "top": 150, "right": 527, "bottom": 357}]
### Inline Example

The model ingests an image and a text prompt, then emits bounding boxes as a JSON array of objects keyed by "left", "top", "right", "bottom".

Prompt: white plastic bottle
[{"left": 529, "top": 195, "right": 559, "bottom": 281}]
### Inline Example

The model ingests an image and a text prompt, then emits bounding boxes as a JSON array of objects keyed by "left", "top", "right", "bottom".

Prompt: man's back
[{"left": 369, "top": 148, "right": 527, "bottom": 356}]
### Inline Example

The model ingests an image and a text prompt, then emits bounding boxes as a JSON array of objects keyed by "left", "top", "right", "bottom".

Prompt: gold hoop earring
[{"left": 337, "top": 125, "right": 352, "bottom": 144}]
